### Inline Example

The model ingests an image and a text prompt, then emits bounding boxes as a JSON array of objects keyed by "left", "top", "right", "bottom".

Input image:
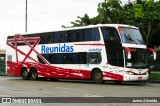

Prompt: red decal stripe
[{"left": 74, "top": 44, "right": 105, "bottom": 46}]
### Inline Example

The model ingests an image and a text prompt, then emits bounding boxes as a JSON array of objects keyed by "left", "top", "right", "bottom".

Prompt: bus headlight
[{"left": 126, "top": 71, "right": 134, "bottom": 75}]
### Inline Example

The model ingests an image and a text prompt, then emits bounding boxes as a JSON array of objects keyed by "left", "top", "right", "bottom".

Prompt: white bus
[{"left": 6, "top": 24, "right": 156, "bottom": 83}]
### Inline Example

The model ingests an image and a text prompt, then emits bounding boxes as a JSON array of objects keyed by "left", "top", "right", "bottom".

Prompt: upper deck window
[{"left": 101, "top": 27, "right": 120, "bottom": 41}]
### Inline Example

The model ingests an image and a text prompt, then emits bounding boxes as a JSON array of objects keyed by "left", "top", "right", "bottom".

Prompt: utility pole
[{"left": 25, "top": 0, "right": 27, "bottom": 32}]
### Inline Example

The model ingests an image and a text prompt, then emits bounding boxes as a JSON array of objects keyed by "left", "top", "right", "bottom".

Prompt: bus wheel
[
  {"left": 30, "top": 68, "right": 38, "bottom": 80},
  {"left": 21, "top": 68, "right": 30, "bottom": 80},
  {"left": 92, "top": 69, "right": 104, "bottom": 84}
]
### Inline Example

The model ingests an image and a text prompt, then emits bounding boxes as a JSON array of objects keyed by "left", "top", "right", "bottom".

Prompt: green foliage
[
  {"left": 149, "top": 73, "right": 160, "bottom": 80},
  {"left": 133, "top": 4, "right": 144, "bottom": 19},
  {"left": 149, "top": 51, "right": 160, "bottom": 71}
]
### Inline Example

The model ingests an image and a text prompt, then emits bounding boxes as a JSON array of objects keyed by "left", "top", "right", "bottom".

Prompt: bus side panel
[
  {"left": 7, "top": 61, "right": 21, "bottom": 76},
  {"left": 35, "top": 65, "right": 91, "bottom": 79},
  {"left": 103, "top": 71, "right": 123, "bottom": 81}
]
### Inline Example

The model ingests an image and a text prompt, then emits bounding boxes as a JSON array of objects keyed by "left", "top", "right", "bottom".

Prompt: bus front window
[{"left": 119, "top": 27, "right": 145, "bottom": 45}]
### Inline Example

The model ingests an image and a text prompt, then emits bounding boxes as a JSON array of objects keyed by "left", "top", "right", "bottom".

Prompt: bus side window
[
  {"left": 84, "top": 29, "right": 92, "bottom": 41},
  {"left": 76, "top": 31, "right": 80, "bottom": 42},
  {"left": 67, "top": 31, "right": 72, "bottom": 42},
  {"left": 102, "top": 28, "right": 109, "bottom": 41},
  {"left": 76, "top": 30, "right": 84, "bottom": 42},
  {"left": 71, "top": 31, "right": 76, "bottom": 42},
  {"left": 113, "top": 30, "right": 120, "bottom": 41},
  {"left": 54, "top": 32, "right": 60, "bottom": 43},
  {"left": 46, "top": 33, "right": 53, "bottom": 44},
  {"left": 40, "top": 34, "right": 47, "bottom": 44},
  {"left": 79, "top": 52, "right": 87, "bottom": 64},
  {"left": 52, "top": 33, "right": 55, "bottom": 43},
  {"left": 55, "top": 54, "right": 63, "bottom": 64},
  {"left": 87, "top": 52, "right": 102, "bottom": 64},
  {"left": 40, "top": 54, "right": 50, "bottom": 64},
  {"left": 60, "top": 32, "right": 67, "bottom": 43},
  {"left": 72, "top": 53, "right": 79, "bottom": 64},
  {"left": 63, "top": 53, "right": 72, "bottom": 64},
  {"left": 93, "top": 28, "right": 100, "bottom": 41},
  {"left": 50, "top": 54, "right": 55, "bottom": 64}
]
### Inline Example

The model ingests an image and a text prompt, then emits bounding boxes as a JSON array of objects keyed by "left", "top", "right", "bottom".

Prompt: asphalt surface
[{"left": 0, "top": 76, "right": 160, "bottom": 106}]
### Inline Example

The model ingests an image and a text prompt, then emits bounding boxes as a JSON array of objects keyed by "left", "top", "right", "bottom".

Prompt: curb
[{"left": 147, "top": 79, "right": 160, "bottom": 83}]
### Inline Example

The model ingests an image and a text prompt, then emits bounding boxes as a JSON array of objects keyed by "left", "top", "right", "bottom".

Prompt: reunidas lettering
[{"left": 41, "top": 44, "right": 74, "bottom": 53}]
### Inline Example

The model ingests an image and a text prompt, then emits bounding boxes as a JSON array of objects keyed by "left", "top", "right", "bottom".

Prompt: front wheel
[
  {"left": 21, "top": 68, "right": 30, "bottom": 80},
  {"left": 92, "top": 70, "right": 104, "bottom": 84}
]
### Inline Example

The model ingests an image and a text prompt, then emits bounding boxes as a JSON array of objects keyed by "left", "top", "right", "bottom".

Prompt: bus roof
[{"left": 8, "top": 24, "right": 139, "bottom": 36}]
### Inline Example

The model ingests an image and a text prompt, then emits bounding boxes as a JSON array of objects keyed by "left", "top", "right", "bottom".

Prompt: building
[{"left": 0, "top": 49, "right": 6, "bottom": 60}]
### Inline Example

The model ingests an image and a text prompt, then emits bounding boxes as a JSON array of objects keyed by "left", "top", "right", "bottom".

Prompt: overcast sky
[{"left": 0, "top": 0, "right": 129, "bottom": 49}]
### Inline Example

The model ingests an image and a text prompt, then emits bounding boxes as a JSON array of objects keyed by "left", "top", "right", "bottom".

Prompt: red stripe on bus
[{"left": 74, "top": 44, "right": 105, "bottom": 46}]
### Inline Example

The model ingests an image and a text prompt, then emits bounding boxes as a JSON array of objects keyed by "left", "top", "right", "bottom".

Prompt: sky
[{"left": 0, "top": 0, "right": 129, "bottom": 49}]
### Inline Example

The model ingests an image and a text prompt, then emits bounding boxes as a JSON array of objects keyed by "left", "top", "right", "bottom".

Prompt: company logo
[
  {"left": 2, "top": 98, "right": 11, "bottom": 103},
  {"left": 41, "top": 44, "right": 74, "bottom": 54}
]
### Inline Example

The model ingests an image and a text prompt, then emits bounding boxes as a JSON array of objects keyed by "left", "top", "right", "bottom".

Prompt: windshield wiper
[{"left": 136, "top": 39, "right": 144, "bottom": 44}]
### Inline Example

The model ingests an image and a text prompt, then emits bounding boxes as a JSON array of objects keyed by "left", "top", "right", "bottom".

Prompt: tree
[
  {"left": 62, "top": 14, "right": 93, "bottom": 28},
  {"left": 131, "top": 0, "right": 160, "bottom": 46}
]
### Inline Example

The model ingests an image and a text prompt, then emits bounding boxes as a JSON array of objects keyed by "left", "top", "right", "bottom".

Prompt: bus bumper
[{"left": 123, "top": 74, "right": 149, "bottom": 81}]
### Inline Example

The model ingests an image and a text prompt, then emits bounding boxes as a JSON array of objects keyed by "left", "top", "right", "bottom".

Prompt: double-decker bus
[{"left": 6, "top": 24, "right": 156, "bottom": 83}]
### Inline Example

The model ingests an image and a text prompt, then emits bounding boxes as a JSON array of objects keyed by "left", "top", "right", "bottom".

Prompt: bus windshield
[
  {"left": 119, "top": 27, "right": 145, "bottom": 45},
  {"left": 126, "top": 48, "right": 148, "bottom": 68}
]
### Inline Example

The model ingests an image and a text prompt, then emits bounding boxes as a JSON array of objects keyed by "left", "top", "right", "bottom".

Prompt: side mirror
[
  {"left": 148, "top": 48, "right": 156, "bottom": 60},
  {"left": 124, "top": 47, "right": 131, "bottom": 60}
]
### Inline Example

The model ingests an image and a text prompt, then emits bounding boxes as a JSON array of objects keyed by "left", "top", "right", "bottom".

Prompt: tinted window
[
  {"left": 79, "top": 52, "right": 87, "bottom": 64},
  {"left": 101, "top": 27, "right": 120, "bottom": 41},
  {"left": 76, "top": 30, "right": 84, "bottom": 41},
  {"left": 83, "top": 28, "right": 100, "bottom": 41},
  {"left": 93, "top": 28, "right": 100, "bottom": 41},
  {"left": 87, "top": 52, "right": 102, "bottom": 64},
  {"left": 14, "top": 27, "right": 100, "bottom": 46},
  {"left": 67, "top": 31, "right": 77, "bottom": 42},
  {"left": 60, "top": 32, "right": 67, "bottom": 43},
  {"left": 54, "top": 32, "right": 60, "bottom": 43},
  {"left": 84, "top": 29, "right": 92, "bottom": 41},
  {"left": 38, "top": 52, "right": 87, "bottom": 64}
]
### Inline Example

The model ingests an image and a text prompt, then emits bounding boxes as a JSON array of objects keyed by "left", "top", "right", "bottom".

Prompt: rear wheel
[
  {"left": 30, "top": 68, "right": 38, "bottom": 80},
  {"left": 21, "top": 68, "right": 30, "bottom": 80},
  {"left": 92, "top": 69, "right": 104, "bottom": 84}
]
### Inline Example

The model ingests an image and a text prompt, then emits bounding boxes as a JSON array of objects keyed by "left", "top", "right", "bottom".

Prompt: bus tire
[
  {"left": 92, "top": 69, "right": 104, "bottom": 84},
  {"left": 30, "top": 68, "right": 38, "bottom": 80},
  {"left": 21, "top": 68, "right": 30, "bottom": 80}
]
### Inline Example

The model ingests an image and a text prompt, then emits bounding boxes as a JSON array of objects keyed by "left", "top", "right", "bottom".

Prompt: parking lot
[{"left": 0, "top": 76, "right": 160, "bottom": 106}]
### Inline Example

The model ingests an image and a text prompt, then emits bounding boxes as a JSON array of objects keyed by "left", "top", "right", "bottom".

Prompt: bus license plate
[{"left": 138, "top": 76, "right": 142, "bottom": 80}]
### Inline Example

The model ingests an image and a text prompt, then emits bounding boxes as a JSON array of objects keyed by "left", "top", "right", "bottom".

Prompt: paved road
[{"left": 0, "top": 76, "right": 160, "bottom": 106}]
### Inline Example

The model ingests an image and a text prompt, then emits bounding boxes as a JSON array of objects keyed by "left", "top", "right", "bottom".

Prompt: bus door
[{"left": 101, "top": 27, "right": 124, "bottom": 68}]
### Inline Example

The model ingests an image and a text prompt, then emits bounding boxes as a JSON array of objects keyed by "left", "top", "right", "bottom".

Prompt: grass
[{"left": 149, "top": 72, "right": 160, "bottom": 80}]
